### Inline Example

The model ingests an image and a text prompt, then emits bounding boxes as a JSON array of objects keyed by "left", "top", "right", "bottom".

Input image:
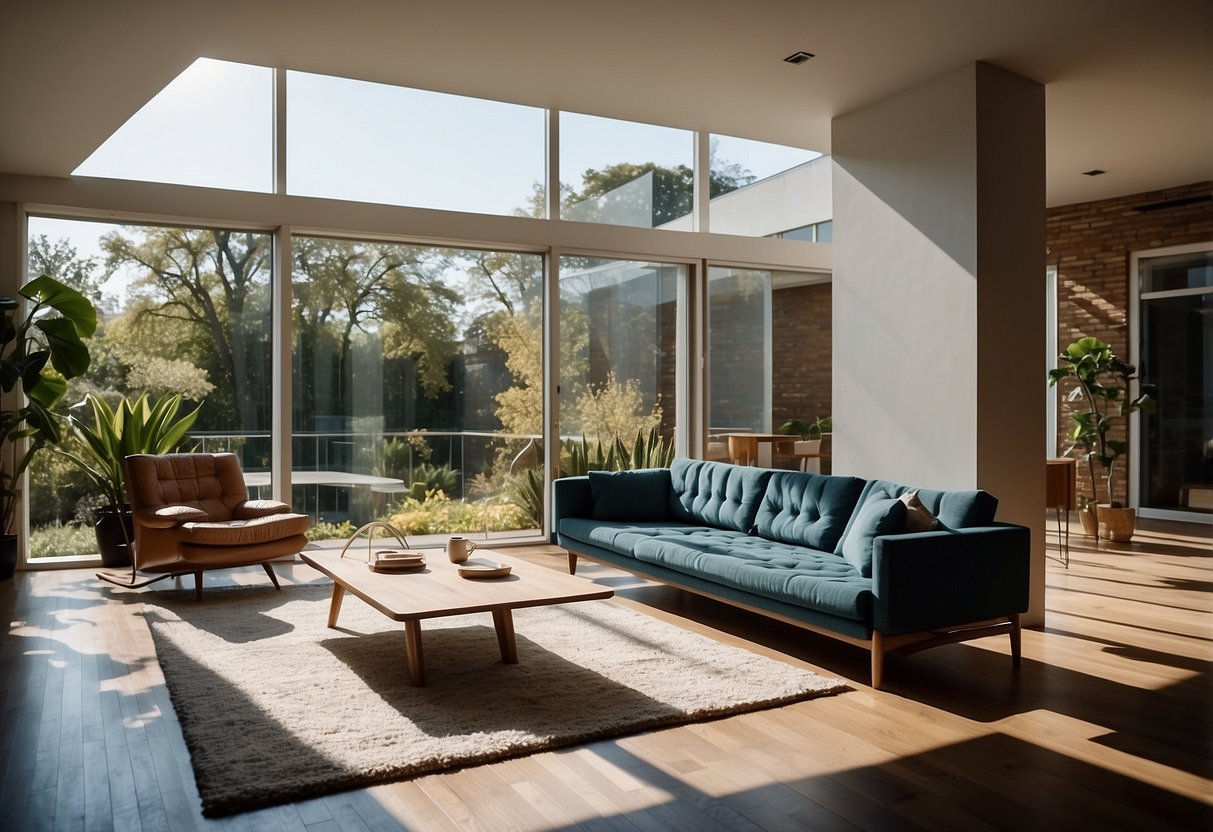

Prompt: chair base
[{"left": 96, "top": 561, "right": 282, "bottom": 601}]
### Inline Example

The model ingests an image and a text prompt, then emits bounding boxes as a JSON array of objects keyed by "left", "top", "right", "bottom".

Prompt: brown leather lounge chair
[{"left": 97, "top": 453, "right": 310, "bottom": 600}]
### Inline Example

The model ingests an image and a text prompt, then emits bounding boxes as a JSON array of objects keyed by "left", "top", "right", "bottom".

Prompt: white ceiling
[{"left": 2, "top": 0, "right": 1210, "bottom": 207}]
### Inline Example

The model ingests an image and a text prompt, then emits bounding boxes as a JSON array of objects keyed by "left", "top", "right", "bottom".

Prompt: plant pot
[
  {"left": 94, "top": 509, "right": 134, "bottom": 568},
  {"left": 1077, "top": 504, "right": 1099, "bottom": 537},
  {"left": 1097, "top": 504, "right": 1136, "bottom": 542},
  {"left": 0, "top": 535, "right": 16, "bottom": 580}
]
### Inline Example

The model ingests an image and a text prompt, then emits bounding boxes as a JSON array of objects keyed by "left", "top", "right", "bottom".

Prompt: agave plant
[
  {"left": 57, "top": 392, "right": 202, "bottom": 510},
  {"left": 561, "top": 426, "right": 675, "bottom": 476}
]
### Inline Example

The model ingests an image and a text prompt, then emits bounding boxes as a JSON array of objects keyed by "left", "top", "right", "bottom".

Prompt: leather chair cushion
[{"left": 180, "top": 512, "right": 311, "bottom": 546}]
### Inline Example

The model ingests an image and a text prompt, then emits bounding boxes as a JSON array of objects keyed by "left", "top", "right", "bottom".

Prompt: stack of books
[{"left": 368, "top": 550, "right": 427, "bottom": 573}]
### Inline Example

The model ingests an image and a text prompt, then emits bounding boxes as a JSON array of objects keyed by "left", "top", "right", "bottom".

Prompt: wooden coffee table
[{"left": 301, "top": 549, "right": 613, "bottom": 685}]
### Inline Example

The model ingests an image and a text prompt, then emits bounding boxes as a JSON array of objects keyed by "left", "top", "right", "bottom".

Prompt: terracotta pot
[
  {"left": 1097, "top": 504, "right": 1136, "bottom": 542},
  {"left": 1077, "top": 504, "right": 1099, "bottom": 537}
]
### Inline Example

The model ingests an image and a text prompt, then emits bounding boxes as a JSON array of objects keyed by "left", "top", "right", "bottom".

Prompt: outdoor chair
[{"left": 97, "top": 452, "right": 310, "bottom": 600}]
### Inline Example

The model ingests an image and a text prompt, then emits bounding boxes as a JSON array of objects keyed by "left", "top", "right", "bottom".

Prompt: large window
[
  {"left": 707, "top": 267, "right": 831, "bottom": 468},
  {"left": 25, "top": 217, "right": 273, "bottom": 559},
  {"left": 74, "top": 59, "right": 274, "bottom": 192},
  {"left": 708, "top": 135, "right": 828, "bottom": 239},
  {"left": 292, "top": 237, "right": 545, "bottom": 540},
  {"left": 558, "top": 256, "right": 682, "bottom": 469},
  {"left": 287, "top": 72, "right": 546, "bottom": 217},
  {"left": 560, "top": 113, "right": 694, "bottom": 229}
]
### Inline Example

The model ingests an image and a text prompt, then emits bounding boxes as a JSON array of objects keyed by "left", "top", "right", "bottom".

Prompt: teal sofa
[{"left": 553, "top": 458, "right": 1030, "bottom": 689}]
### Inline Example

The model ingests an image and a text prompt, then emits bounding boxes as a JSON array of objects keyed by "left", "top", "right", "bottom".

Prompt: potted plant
[
  {"left": 0, "top": 276, "right": 97, "bottom": 579},
  {"left": 1048, "top": 336, "right": 1154, "bottom": 540},
  {"left": 778, "top": 416, "right": 831, "bottom": 461},
  {"left": 56, "top": 391, "right": 201, "bottom": 566}
]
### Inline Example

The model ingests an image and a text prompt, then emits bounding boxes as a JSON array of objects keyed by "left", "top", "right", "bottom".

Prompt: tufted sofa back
[
  {"left": 668, "top": 458, "right": 773, "bottom": 533},
  {"left": 755, "top": 471, "right": 867, "bottom": 552}
]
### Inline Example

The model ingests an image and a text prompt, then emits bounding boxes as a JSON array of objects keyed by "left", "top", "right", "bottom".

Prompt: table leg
[
  {"left": 404, "top": 619, "right": 426, "bottom": 686},
  {"left": 728, "top": 436, "right": 757, "bottom": 465},
  {"left": 326, "top": 583, "right": 346, "bottom": 628},
  {"left": 492, "top": 608, "right": 518, "bottom": 664}
]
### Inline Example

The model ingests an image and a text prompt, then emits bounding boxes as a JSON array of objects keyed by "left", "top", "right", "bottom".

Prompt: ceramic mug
[{"left": 446, "top": 535, "right": 477, "bottom": 563}]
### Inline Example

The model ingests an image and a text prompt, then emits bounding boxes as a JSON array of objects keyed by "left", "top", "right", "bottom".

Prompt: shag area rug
[{"left": 144, "top": 582, "right": 846, "bottom": 817}]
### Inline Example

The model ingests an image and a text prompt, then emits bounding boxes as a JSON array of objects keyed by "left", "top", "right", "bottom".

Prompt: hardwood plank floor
[{"left": 1, "top": 518, "right": 1209, "bottom": 831}]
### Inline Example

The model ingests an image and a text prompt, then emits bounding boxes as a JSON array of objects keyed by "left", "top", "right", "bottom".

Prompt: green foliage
[
  {"left": 502, "top": 426, "right": 675, "bottom": 527},
  {"left": 103, "top": 227, "right": 270, "bottom": 432},
  {"left": 778, "top": 416, "right": 831, "bottom": 440},
  {"left": 27, "top": 521, "right": 98, "bottom": 559},
  {"left": 560, "top": 426, "right": 675, "bottom": 477},
  {"left": 407, "top": 463, "right": 460, "bottom": 501},
  {"left": 56, "top": 392, "right": 201, "bottom": 509},
  {"left": 508, "top": 467, "right": 544, "bottom": 529},
  {"left": 0, "top": 275, "right": 98, "bottom": 536},
  {"left": 1048, "top": 336, "right": 1155, "bottom": 507},
  {"left": 306, "top": 520, "right": 356, "bottom": 542},
  {"left": 370, "top": 437, "right": 413, "bottom": 479},
  {"left": 387, "top": 491, "right": 530, "bottom": 536},
  {"left": 570, "top": 371, "right": 662, "bottom": 446}
]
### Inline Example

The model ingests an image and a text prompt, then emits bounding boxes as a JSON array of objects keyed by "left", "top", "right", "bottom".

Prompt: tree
[
  {"left": 102, "top": 228, "right": 271, "bottom": 431},
  {"left": 27, "top": 235, "right": 106, "bottom": 311},
  {"left": 292, "top": 238, "right": 461, "bottom": 426},
  {"left": 563, "top": 154, "right": 756, "bottom": 227}
]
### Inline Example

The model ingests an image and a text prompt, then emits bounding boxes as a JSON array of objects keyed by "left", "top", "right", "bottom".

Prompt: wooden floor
[{"left": 1, "top": 518, "right": 1210, "bottom": 831}]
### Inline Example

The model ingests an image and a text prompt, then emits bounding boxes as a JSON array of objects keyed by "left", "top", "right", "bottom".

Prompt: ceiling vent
[{"left": 783, "top": 51, "right": 814, "bottom": 65}]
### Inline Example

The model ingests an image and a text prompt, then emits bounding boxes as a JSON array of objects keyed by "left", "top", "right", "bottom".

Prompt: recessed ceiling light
[
  {"left": 784, "top": 51, "right": 814, "bottom": 65},
  {"left": 1082, "top": 169, "right": 1106, "bottom": 176}
]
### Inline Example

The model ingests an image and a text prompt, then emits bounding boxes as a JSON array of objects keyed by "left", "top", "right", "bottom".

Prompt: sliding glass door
[{"left": 1134, "top": 246, "right": 1213, "bottom": 520}]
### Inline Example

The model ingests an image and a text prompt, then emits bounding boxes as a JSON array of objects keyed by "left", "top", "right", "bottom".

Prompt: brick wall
[
  {"left": 771, "top": 282, "right": 832, "bottom": 428},
  {"left": 1048, "top": 180, "right": 1213, "bottom": 505}
]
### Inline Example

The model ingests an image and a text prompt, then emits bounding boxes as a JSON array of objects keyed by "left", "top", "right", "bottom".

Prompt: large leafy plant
[
  {"left": 0, "top": 276, "right": 97, "bottom": 536},
  {"left": 58, "top": 392, "right": 201, "bottom": 510},
  {"left": 1048, "top": 336, "right": 1154, "bottom": 508}
]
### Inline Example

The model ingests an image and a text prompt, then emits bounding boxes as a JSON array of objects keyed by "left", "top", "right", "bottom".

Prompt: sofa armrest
[
  {"left": 234, "top": 499, "right": 292, "bottom": 519},
  {"left": 871, "top": 523, "right": 1030, "bottom": 635},
  {"left": 136, "top": 505, "right": 209, "bottom": 529},
  {"left": 551, "top": 476, "right": 592, "bottom": 544}
]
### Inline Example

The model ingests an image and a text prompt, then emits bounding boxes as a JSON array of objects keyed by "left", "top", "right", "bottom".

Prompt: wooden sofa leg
[
  {"left": 567, "top": 551, "right": 578, "bottom": 575},
  {"left": 871, "top": 630, "right": 885, "bottom": 691},
  {"left": 263, "top": 562, "right": 281, "bottom": 590},
  {"left": 1010, "top": 613, "right": 1022, "bottom": 667},
  {"left": 194, "top": 571, "right": 204, "bottom": 602}
]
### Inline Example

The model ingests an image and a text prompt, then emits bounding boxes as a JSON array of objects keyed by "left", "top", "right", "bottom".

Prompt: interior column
[{"left": 831, "top": 62, "right": 1047, "bottom": 626}]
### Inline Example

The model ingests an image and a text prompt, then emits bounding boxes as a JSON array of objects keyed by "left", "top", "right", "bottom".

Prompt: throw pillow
[
  {"left": 899, "top": 490, "right": 940, "bottom": 532},
  {"left": 840, "top": 488, "right": 907, "bottom": 576},
  {"left": 589, "top": 469, "right": 671, "bottom": 522}
]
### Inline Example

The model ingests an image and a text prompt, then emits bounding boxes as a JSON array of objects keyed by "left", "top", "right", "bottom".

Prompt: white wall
[{"left": 832, "top": 62, "right": 1046, "bottom": 625}]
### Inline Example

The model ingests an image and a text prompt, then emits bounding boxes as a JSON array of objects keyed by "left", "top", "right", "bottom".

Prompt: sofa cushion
[
  {"left": 839, "top": 489, "right": 907, "bottom": 577},
  {"left": 589, "top": 469, "right": 671, "bottom": 521},
  {"left": 558, "top": 517, "right": 709, "bottom": 554},
  {"left": 629, "top": 531, "right": 872, "bottom": 622},
  {"left": 755, "top": 471, "right": 866, "bottom": 552},
  {"left": 668, "top": 458, "right": 773, "bottom": 533}
]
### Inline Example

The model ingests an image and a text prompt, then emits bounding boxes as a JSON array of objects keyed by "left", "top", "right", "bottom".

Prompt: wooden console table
[{"left": 1046, "top": 458, "right": 1077, "bottom": 567}]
